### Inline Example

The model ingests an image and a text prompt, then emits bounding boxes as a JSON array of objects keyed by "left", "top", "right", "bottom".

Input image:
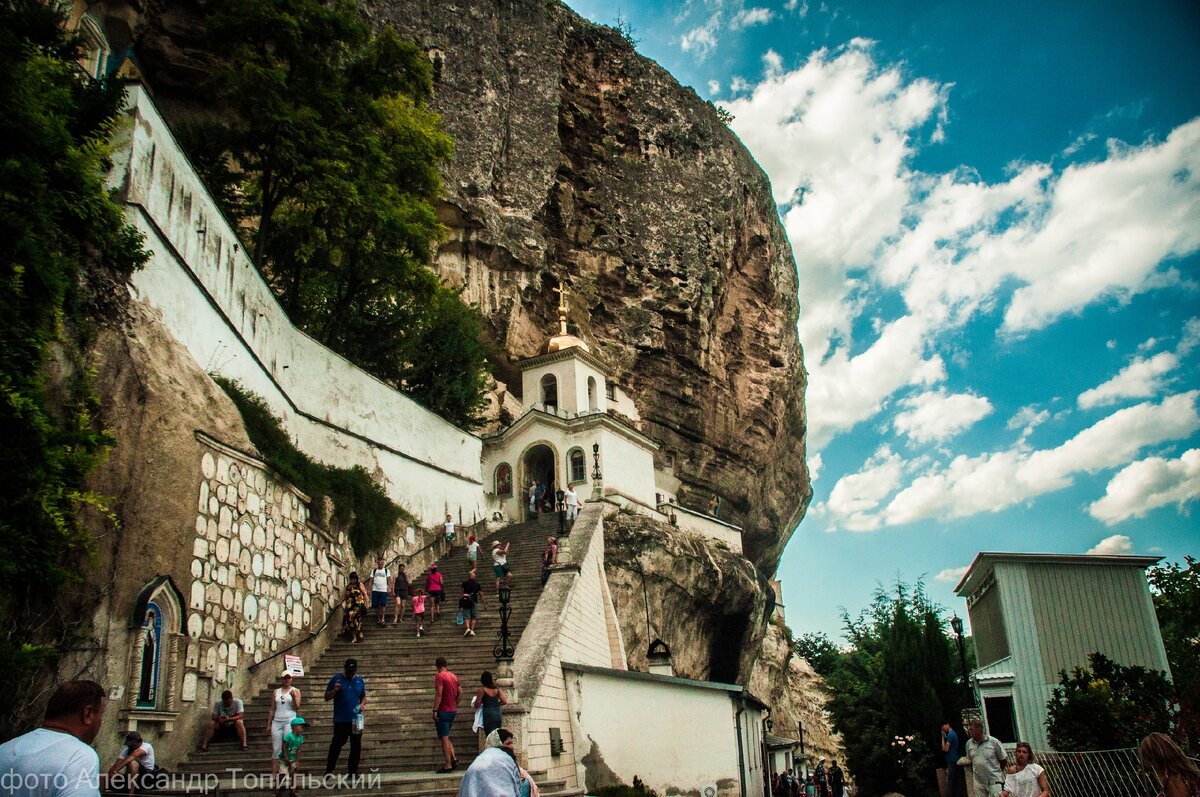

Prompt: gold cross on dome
[{"left": 553, "top": 280, "right": 570, "bottom": 334}]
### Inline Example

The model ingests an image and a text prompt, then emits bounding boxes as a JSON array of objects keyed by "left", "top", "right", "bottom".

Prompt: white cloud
[
  {"left": 879, "top": 392, "right": 1200, "bottom": 527},
  {"left": 762, "top": 49, "right": 783, "bottom": 76},
  {"left": 730, "top": 76, "right": 751, "bottom": 94},
  {"left": 1078, "top": 351, "right": 1180, "bottom": 409},
  {"left": 1180, "top": 318, "right": 1200, "bottom": 355},
  {"left": 680, "top": 16, "right": 720, "bottom": 59},
  {"left": 731, "top": 7, "right": 774, "bottom": 28},
  {"left": 707, "top": 80, "right": 721, "bottom": 95},
  {"left": 894, "top": 390, "right": 993, "bottom": 444},
  {"left": 805, "top": 315, "right": 945, "bottom": 448},
  {"left": 1086, "top": 534, "right": 1134, "bottom": 555},
  {"left": 783, "top": 0, "right": 809, "bottom": 14},
  {"left": 1089, "top": 449, "right": 1200, "bottom": 525},
  {"left": 722, "top": 40, "right": 1200, "bottom": 453},
  {"left": 934, "top": 566, "right": 969, "bottom": 584},
  {"left": 1007, "top": 405, "right": 1050, "bottom": 448},
  {"left": 808, "top": 451, "right": 824, "bottom": 481},
  {"left": 726, "top": 41, "right": 949, "bottom": 371},
  {"left": 823, "top": 447, "right": 904, "bottom": 531}
]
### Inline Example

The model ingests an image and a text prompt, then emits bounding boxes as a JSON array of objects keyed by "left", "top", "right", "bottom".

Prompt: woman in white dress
[
  {"left": 1000, "top": 742, "right": 1049, "bottom": 797},
  {"left": 266, "top": 672, "right": 301, "bottom": 785}
]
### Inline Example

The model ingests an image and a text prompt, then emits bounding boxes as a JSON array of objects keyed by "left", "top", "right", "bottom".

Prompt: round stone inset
[
  {"left": 201, "top": 453, "right": 215, "bottom": 479},
  {"left": 248, "top": 600, "right": 262, "bottom": 626}
]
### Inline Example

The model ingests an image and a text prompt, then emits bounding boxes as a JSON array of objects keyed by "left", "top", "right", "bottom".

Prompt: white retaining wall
[
  {"left": 512, "top": 501, "right": 627, "bottom": 788},
  {"left": 112, "top": 86, "right": 486, "bottom": 525}
]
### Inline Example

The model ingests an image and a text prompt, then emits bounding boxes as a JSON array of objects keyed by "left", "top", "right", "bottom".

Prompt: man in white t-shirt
[
  {"left": 0, "top": 680, "right": 107, "bottom": 797},
  {"left": 443, "top": 514, "right": 456, "bottom": 543},
  {"left": 564, "top": 484, "right": 579, "bottom": 522},
  {"left": 107, "top": 732, "right": 156, "bottom": 795},
  {"left": 492, "top": 540, "right": 511, "bottom": 591},
  {"left": 370, "top": 556, "right": 392, "bottom": 625}
]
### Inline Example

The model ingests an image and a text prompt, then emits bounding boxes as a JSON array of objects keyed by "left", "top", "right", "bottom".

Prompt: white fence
[{"left": 1025, "top": 747, "right": 1198, "bottom": 797}]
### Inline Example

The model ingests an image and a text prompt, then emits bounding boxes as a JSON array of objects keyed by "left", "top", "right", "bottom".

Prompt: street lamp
[
  {"left": 590, "top": 442, "right": 603, "bottom": 501},
  {"left": 493, "top": 585, "right": 515, "bottom": 663},
  {"left": 950, "top": 613, "right": 974, "bottom": 706}
]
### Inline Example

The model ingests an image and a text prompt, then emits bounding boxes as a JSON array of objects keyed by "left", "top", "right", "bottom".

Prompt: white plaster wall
[
  {"left": 661, "top": 505, "right": 744, "bottom": 553},
  {"left": 609, "top": 384, "right": 642, "bottom": 422},
  {"left": 572, "top": 362, "right": 607, "bottom": 414},
  {"left": 522, "top": 360, "right": 578, "bottom": 413},
  {"left": 563, "top": 669, "right": 744, "bottom": 796},
  {"left": 598, "top": 431, "right": 657, "bottom": 507},
  {"left": 114, "top": 87, "right": 486, "bottom": 525}
]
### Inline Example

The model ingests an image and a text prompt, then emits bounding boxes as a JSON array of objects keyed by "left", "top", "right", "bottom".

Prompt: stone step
[{"left": 177, "top": 521, "right": 553, "bottom": 780}]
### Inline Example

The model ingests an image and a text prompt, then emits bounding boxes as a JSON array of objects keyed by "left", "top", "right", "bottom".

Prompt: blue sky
[{"left": 562, "top": 0, "right": 1200, "bottom": 641}]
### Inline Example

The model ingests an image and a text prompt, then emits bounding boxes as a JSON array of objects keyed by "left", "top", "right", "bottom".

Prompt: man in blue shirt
[
  {"left": 323, "top": 659, "right": 366, "bottom": 776},
  {"left": 941, "top": 722, "right": 960, "bottom": 797}
]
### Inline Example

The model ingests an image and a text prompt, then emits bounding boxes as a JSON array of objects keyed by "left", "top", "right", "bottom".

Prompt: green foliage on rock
[
  {"left": 213, "top": 378, "right": 413, "bottom": 558},
  {"left": 1149, "top": 556, "right": 1200, "bottom": 753},
  {"left": 0, "top": 0, "right": 148, "bottom": 732},
  {"left": 1045, "top": 651, "right": 1175, "bottom": 752},
  {"left": 185, "top": 0, "right": 491, "bottom": 428},
  {"left": 821, "top": 582, "right": 970, "bottom": 797}
]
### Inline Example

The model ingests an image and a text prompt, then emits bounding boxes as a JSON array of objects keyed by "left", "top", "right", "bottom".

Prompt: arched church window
[
  {"left": 76, "top": 14, "right": 109, "bottom": 79},
  {"left": 495, "top": 463, "right": 512, "bottom": 496},
  {"left": 568, "top": 448, "right": 586, "bottom": 483},
  {"left": 137, "top": 606, "right": 162, "bottom": 708},
  {"left": 587, "top": 376, "right": 598, "bottom": 411},
  {"left": 128, "top": 577, "right": 185, "bottom": 715},
  {"left": 540, "top": 374, "right": 558, "bottom": 412}
]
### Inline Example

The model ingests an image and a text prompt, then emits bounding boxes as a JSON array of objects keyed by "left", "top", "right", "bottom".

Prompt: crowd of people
[
  {"left": 771, "top": 757, "right": 846, "bottom": 797},
  {"left": 0, "top": 516, "right": 572, "bottom": 797}
]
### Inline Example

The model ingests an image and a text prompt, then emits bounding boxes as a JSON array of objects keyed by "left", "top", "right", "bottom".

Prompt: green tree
[
  {"left": 1045, "top": 651, "right": 1175, "bottom": 751},
  {"left": 191, "top": 0, "right": 491, "bottom": 427},
  {"left": 0, "top": 0, "right": 147, "bottom": 732},
  {"left": 1149, "top": 557, "right": 1200, "bottom": 753},
  {"left": 823, "top": 582, "right": 969, "bottom": 797},
  {"left": 795, "top": 631, "right": 841, "bottom": 676}
]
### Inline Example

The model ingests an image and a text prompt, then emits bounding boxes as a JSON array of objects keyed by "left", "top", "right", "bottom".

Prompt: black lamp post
[
  {"left": 493, "top": 585, "right": 514, "bottom": 662},
  {"left": 798, "top": 721, "right": 806, "bottom": 776},
  {"left": 591, "top": 442, "right": 601, "bottom": 481},
  {"left": 950, "top": 613, "right": 974, "bottom": 705}
]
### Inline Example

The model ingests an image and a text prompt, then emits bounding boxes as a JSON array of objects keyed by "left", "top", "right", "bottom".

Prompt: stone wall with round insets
[{"left": 186, "top": 434, "right": 351, "bottom": 692}]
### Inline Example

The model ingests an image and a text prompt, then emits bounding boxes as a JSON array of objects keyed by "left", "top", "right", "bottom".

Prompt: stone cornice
[
  {"left": 518, "top": 345, "right": 611, "bottom": 374},
  {"left": 482, "top": 407, "right": 659, "bottom": 452}
]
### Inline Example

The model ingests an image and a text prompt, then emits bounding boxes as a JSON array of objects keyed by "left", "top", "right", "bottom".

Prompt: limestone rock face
[
  {"left": 603, "top": 512, "right": 770, "bottom": 683},
  {"left": 364, "top": 0, "right": 811, "bottom": 573},
  {"left": 120, "top": 0, "right": 811, "bottom": 571},
  {"left": 748, "top": 621, "right": 845, "bottom": 766}
]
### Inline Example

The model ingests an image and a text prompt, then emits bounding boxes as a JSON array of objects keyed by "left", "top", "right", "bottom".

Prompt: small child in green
[{"left": 278, "top": 717, "right": 307, "bottom": 797}]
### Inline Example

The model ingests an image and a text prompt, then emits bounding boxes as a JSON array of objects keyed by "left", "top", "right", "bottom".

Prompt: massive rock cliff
[
  {"left": 127, "top": 0, "right": 811, "bottom": 575},
  {"left": 366, "top": 0, "right": 812, "bottom": 574}
]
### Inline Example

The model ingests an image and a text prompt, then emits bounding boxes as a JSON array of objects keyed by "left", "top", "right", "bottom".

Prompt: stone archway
[{"left": 522, "top": 442, "right": 557, "bottom": 519}]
